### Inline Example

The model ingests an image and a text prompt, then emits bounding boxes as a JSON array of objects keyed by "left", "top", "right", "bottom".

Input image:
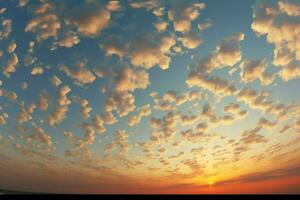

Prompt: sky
[{"left": 0, "top": 0, "right": 300, "bottom": 194}]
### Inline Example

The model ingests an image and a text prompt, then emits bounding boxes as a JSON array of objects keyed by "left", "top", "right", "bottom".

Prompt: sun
[{"left": 208, "top": 180, "right": 215, "bottom": 186}]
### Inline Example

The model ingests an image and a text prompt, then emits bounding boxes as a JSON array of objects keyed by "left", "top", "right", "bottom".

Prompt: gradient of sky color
[{"left": 0, "top": 0, "right": 300, "bottom": 194}]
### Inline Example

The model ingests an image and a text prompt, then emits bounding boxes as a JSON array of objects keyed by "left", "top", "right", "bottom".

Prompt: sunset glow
[{"left": 0, "top": 0, "right": 300, "bottom": 194}]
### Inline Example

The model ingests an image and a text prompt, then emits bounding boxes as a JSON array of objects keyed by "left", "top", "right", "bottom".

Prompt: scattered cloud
[
  {"left": 168, "top": 2, "right": 205, "bottom": 33},
  {"left": 66, "top": 3, "right": 110, "bottom": 37}
]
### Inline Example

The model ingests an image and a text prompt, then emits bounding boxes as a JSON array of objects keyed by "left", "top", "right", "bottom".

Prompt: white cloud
[
  {"left": 58, "top": 31, "right": 80, "bottom": 48},
  {"left": 179, "top": 31, "right": 203, "bottom": 49},
  {"left": 154, "top": 20, "right": 168, "bottom": 32},
  {"left": 128, "top": 104, "right": 151, "bottom": 127},
  {"left": 278, "top": 1, "right": 300, "bottom": 16},
  {"left": 25, "top": 13, "right": 61, "bottom": 41},
  {"left": 51, "top": 75, "right": 62, "bottom": 87},
  {"left": 115, "top": 68, "right": 149, "bottom": 92},
  {"left": 240, "top": 58, "right": 274, "bottom": 85},
  {"left": 17, "top": 109, "right": 32, "bottom": 124},
  {"left": 31, "top": 67, "right": 44, "bottom": 75},
  {"left": 186, "top": 73, "right": 237, "bottom": 97},
  {"left": 0, "top": 19, "right": 12, "bottom": 40},
  {"left": 7, "top": 40, "right": 16, "bottom": 53},
  {"left": 192, "top": 33, "right": 244, "bottom": 73},
  {"left": 105, "top": 1, "right": 121, "bottom": 12},
  {"left": 168, "top": 3, "right": 205, "bottom": 33},
  {"left": 130, "top": 34, "right": 176, "bottom": 70},
  {"left": 66, "top": 3, "right": 110, "bottom": 37},
  {"left": 3, "top": 53, "right": 18, "bottom": 77},
  {"left": 80, "top": 99, "right": 92, "bottom": 119}
]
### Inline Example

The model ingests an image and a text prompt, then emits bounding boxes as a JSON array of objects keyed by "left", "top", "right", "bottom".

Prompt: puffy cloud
[
  {"left": 48, "top": 106, "right": 68, "bottom": 126},
  {"left": 181, "top": 129, "right": 217, "bottom": 143},
  {"left": 93, "top": 115, "right": 106, "bottom": 134},
  {"left": 31, "top": 67, "right": 44, "bottom": 75},
  {"left": 223, "top": 102, "right": 248, "bottom": 119},
  {"left": 35, "top": 3, "right": 55, "bottom": 14},
  {"left": 17, "top": 109, "right": 32, "bottom": 124},
  {"left": 101, "top": 36, "right": 128, "bottom": 58},
  {"left": 25, "top": 7, "right": 61, "bottom": 41},
  {"left": 115, "top": 68, "right": 149, "bottom": 92},
  {"left": 115, "top": 129, "right": 130, "bottom": 153},
  {"left": 60, "top": 64, "right": 96, "bottom": 85},
  {"left": 39, "top": 91, "right": 49, "bottom": 111},
  {"left": 240, "top": 59, "right": 274, "bottom": 85},
  {"left": 273, "top": 46, "right": 294, "bottom": 66},
  {"left": 26, "top": 127, "right": 53, "bottom": 148},
  {"left": 201, "top": 103, "right": 242, "bottom": 126},
  {"left": 238, "top": 124, "right": 279, "bottom": 157},
  {"left": 153, "top": 103, "right": 176, "bottom": 111},
  {"left": 77, "top": 123, "right": 96, "bottom": 148},
  {"left": 148, "top": 111, "right": 180, "bottom": 142},
  {"left": 102, "top": 111, "right": 117, "bottom": 125},
  {"left": 130, "top": 0, "right": 160, "bottom": 10},
  {"left": 192, "top": 33, "right": 244, "bottom": 73},
  {"left": 154, "top": 20, "right": 168, "bottom": 32},
  {"left": 278, "top": 1, "right": 300, "bottom": 16},
  {"left": 66, "top": 3, "right": 110, "bottom": 37},
  {"left": 237, "top": 87, "right": 273, "bottom": 112},
  {"left": 24, "top": 55, "right": 36, "bottom": 66},
  {"left": 57, "top": 85, "right": 71, "bottom": 106},
  {"left": 0, "top": 19, "right": 12, "bottom": 40},
  {"left": 3, "top": 53, "right": 18, "bottom": 77},
  {"left": 278, "top": 61, "right": 300, "bottom": 81},
  {"left": 105, "top": 92, "right": 135, "bottom": 117},
  {"left": 268, "top": 102, "right": 295, "bottom": 120},
  {"left": 105, "top": 1, "right": 121, "bottom": 12},
  {"left": 0, "top": 114, "right": 7, "bottom": 125},
  {"left": 80, "top": 99, "right": 92, "bottom": 119},
  {"left": 18, "top": 0, "right": 28, "bottom": 7},
  {"left": 196, "top": 122, "right": 208, "bottom": 132},
  {"left": 128, "top": 104, "right": 151, "bottom": 127},
  {"left": 6, "top": 91, "right": 17, "bottom": 101},
  {"left": 180, "top": 114, "right": 199, "bottom": 126},
  {"left": 104, "top": 142, "right": 116, "bottom": 153},
  {"left": 0, "top": 8, "right": 6, "bottom": 14},
  {"left": 152, "top": 90, "right": 206, "bottom": 111},
  {"left": 20, "top": 82, "right": 28, "bottom": 90},
  {"left": 153, "top": 7, "right": 164, "bottom": 16},
  {"left": 51, "top": 75, "right": 62, "bottom": 87},
  {"left": 179, "top": 31, "right": 203, "bottom": 49},
  {"left": 223, "top": 103, "right": 240, "bottom": 113},
  {"left": 186, "top": 73, "right": 237, "bottom": 97},
  {"left": 168, "top": 3, "right": 206, "bottom": 33},
  {"left": 27, "top": 103, "right": 36, "bottom": 114},
  {"left": 257, "top": 117, "right": 277, "bottom": 129},
  {"left": 130, "top": 34, "right": 176, "bottom": 70},
  {"left": 48, "top": 85, "right": 71, "bottom": 126},
  {"left": 7, "top": 40, "right": 16, "bottom": 53},
  {"left": 198, "top": 19, "right": 212, "bottom": 31},
  {"left": 58, "top": 31, "right": 80, "bottom": 48},
  {"left": 70, "top": 67, "right": 96, "bottom": 84},
  {"left": 154, "top": 90, "right": 176, "bottom": 103},
  {"left": 251, "top": 1, "right": 300, "bottom": 80},
  {"left": 240, "top": 126, "right": 268, "bottom": 144}
]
